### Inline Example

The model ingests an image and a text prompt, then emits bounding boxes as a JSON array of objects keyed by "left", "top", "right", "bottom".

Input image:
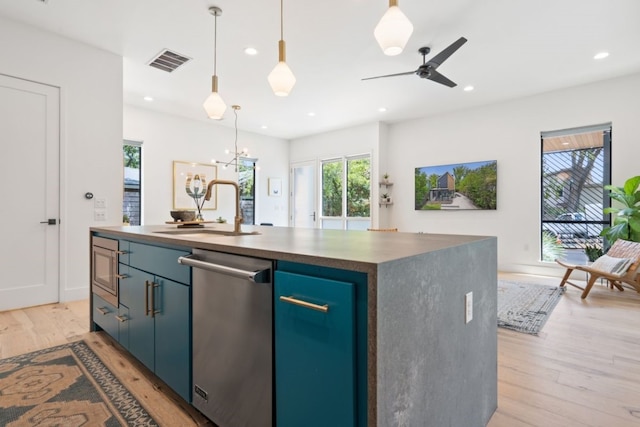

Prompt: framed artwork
[
  {"left": 268, "top": 178, "right": 282, "bottom": 197},
  {"left": 415, "top": 160, "right": 497, "bottom": 210},
  {"left": 173, "top": 161, "right": 218, "bottom": 210}
]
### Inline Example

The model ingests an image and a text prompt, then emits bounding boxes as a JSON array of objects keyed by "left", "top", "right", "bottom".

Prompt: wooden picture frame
[{"left": 173, "top": 161, "right": 218, "bottom": 210}]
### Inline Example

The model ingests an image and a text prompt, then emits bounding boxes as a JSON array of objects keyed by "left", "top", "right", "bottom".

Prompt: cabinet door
[
  {"left": 154, "top": 276, "right": 191, "bottom": 402},
  {"left": 122, "top": 266, "right": 155, "bottom": 371},
  {"left": 275, "top": 271, "right": 356, "bottom": 427}
]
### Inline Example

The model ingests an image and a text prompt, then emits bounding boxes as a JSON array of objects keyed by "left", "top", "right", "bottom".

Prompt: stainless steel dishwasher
[{"left": 178, "top": 249, "right": 273, "bottom": 427}]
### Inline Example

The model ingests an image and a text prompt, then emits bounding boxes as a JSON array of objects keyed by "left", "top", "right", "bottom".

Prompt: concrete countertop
[{"left": 91, "top": 224, "right": 492, "bottom": 274}]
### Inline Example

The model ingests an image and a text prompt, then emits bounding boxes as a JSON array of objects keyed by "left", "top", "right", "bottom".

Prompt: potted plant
[
  {"left": 381, "top": 193, "right": 390, "bottom": 203},
  {"left": 584, "top": 244, "right": 603, "bottom": 262},
  {"left": 122, "top": 214, "right": 130, "bottom": 225},
  {"left": 382, "top": 173, "right": 390, "bottom": 184},
  {"left": 601, "top": 175, "right": 640, "bottom": 244}
]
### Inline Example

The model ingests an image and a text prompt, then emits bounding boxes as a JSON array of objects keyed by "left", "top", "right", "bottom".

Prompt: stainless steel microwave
[{"left": 91, "top": 236, "right": 123, "bottom": 306}]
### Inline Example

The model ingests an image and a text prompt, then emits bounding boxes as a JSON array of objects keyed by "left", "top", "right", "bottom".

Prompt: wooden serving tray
[{"left": 165, "top": 221, "right": 214, "bottom": 228}]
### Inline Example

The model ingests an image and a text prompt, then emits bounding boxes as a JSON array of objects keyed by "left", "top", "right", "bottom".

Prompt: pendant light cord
[
  {"left": 280, "top": 0, "right": 283, "bottom": 40},
  {"left": 214, "top": 13, "right": 218, "bottom": 76}
]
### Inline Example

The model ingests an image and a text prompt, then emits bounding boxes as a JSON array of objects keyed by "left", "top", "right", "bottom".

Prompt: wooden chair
[
  {"left": 556, "top": 239, "right": 640, "bottom": 299},
  {"left": 367, "top": 228, "right": 398, "bottom": 232}
]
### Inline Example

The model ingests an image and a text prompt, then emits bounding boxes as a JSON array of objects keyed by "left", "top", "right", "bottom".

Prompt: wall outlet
[
  {"left": 465, "top": 292, "right": 473, "bottom": 324},
  {"left": 94, "top": 211, "right": 107, "bottom": 221}
]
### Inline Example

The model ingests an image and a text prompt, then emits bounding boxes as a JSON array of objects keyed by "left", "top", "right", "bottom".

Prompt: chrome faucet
[{"left": 205, "top": 179, "right": 243, "bottom": 233}]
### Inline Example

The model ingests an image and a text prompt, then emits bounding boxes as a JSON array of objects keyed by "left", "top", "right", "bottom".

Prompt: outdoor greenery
[
  {"left": 601, "top": 175, "right": 640, "bottom": 244},
  {"left": 123, "top": 145, "right": 140, "bottom": 168},
  {"left": 542, "top": 231, "right": 566, "bottom": 262},
  {"left": 322, "top": 158, "right": 370, "bottom": 217}
]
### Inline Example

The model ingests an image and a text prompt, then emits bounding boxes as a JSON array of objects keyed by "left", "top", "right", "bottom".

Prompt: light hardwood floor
[
  {"left": 1, "top": 274, "right": 639, "bottom": 426},
  {"left": 0, "top": 299, "right": 213, "bottom": 426}
]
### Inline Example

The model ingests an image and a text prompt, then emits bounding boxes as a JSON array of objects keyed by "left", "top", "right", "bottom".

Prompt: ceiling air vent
[{"left": 148, "top": 49, "right": 191, "bottom": 73}]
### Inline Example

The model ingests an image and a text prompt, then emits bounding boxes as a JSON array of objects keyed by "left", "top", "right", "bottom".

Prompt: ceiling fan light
[
  {"left": 203, "top": 90, "right": 227, "bottom": 119},
  {"left": 374, "top": 5, "right": 414, "bottom": 56},
  {"left": 268, "top": 61, "right": 296, "bottom": 97}
]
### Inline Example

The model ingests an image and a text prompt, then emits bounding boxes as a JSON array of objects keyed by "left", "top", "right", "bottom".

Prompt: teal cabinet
[
  {"left": 120, "top": 265, "right": 191, "bottom": 400},
  {"left": 275, "top": 270, "right": 356, "bottom": 427},
  {"left": 154, "top": 274, "right": 191, "bottom": 400},
  {"left": 91, "top": 234, "right": 192, "bottom": 402},
  {"left": 119, "top": 242, "right": 192, "bottom": 402},
  {"left": 119, "top": 265, "right": 155, "bottom": 369}
]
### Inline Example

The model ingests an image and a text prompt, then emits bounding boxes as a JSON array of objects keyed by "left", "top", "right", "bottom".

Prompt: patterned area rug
[
  {"left": 0, "top": 340, "right": 158, "bottom": 426},
  {"left": 497, "top": 280, "right": 565, "bottom": 335}
]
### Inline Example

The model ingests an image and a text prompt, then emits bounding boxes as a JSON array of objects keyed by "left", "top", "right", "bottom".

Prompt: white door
[
  {"left": 0, "top": 74, "right": 60, "bottom": 311},
  {"left": 290, "top": 161, "right": 316, "bottom": 228}
]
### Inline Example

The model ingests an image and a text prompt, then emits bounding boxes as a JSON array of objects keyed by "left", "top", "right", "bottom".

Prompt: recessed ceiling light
[
  {"left": 378, "top": 107, "right": 387, "bottom": 112},
  {"left": 307, "top": 112, "right": 316, "bottom": 117},
  {"left": 143, "top": 96, "right": 154, "bottom": 102},
  {"left": 463, "top": 85, "right": 474, "bottom": 92},
  {"left": 244, "top": 47, "right": 258, "bottom": 56},
  {"left": 261, "top": 125, "right": 268, "bottom": 129},
  {"left": 594, "top": 52, "right": 609, "bottom": 60}
]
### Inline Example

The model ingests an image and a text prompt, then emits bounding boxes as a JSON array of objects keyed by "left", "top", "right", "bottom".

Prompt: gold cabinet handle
[
  {"left": 151, "top": 282, "right": 160, "bottom": 317},
  {"left": 97, "top": 307, "right": 109, "bottom": 315},
  {"left": 115, "top": 315, "right": 128, "bottom": 322},
  {"left": 145, "top": 280, "right": 150, "bottom": 316},
  {"left": 116, "top": 250, "right": 128, "bottom": 255},
  {"left": 116, "top": 274, "right": 128, "bottom": 279},
  {"left": 279, "top": 296, "right": 329, "bottom": 313}
]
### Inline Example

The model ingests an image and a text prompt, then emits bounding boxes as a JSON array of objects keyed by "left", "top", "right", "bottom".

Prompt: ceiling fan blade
[
  {"left": 425, "top": 69, "right": 457, "bottom": 87},
  {"left": 426, "top": 37, "right": 467, "bottom": 69},
  {"left": 362, "top": 70, "right": 416, "bottom": 81}
]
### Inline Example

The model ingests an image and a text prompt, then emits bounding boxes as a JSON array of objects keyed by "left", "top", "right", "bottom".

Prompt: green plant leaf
[
  {"left": 603, "top": 207, "right": 620, "bottom": 214},
  {"left": 602, "top": 222, "right": 630, "bottom": 243},
  {"left": 604, "top": 184, "right": 624, "bottom": 194},
  {"left": 623, "top": 175, "right": 640, "bottom": 195}
]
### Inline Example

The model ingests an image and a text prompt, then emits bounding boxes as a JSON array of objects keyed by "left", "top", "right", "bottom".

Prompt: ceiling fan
[{"left": 363, "top": 37, "right": 468, "bottom": 88}]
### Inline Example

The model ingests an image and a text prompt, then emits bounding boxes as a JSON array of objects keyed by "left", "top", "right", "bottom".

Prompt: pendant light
[
  {"left": 203, "top": 6, "right": 227, "bottom": 119},
  {"left": 268, "top": 0, "right": 296, "bottom": 96},
  {"left": 374, "top": 0, "right": 414, "bottom": 56}
]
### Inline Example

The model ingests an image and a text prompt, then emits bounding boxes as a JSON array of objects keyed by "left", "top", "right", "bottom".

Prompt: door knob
[{"left": 40, "top": 219, "right": 57, "bottom": 225}]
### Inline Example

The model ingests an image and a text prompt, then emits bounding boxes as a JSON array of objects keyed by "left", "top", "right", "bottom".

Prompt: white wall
[
  {"left": 386, "top": 72, "right": 640, "bottom": 277},
  {"left": 290, "top": 122, "right": 387, "bottom": 227},
  {"left": 123, "top": 105, "right": 290, "bottom": 226},
  {"left": 0, "top": 16, "right": 123, "bottom": 302}
]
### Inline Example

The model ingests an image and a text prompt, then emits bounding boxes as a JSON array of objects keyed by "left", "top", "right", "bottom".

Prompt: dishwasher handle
[{"left": 178, "top": 255, "right": 270, "bottom": 283}]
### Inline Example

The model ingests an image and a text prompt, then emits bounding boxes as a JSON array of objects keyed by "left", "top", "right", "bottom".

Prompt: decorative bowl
[{"left": 170, "top": 210, "right": 196, "bottom": 222}]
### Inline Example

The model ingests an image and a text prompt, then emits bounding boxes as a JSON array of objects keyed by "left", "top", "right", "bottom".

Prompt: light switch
[{"left": 94, "top": 197, "right": 107, "bottom": 209}]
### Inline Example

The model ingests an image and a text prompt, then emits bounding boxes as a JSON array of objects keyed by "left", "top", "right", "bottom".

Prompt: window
[
  {"left": 321, "top": 154, "right": 371, "bottom": 230},
  {"left": 123, "top": 141, "right": 142, "bottom": 225},
  {"left": 239, "top": 158, "right": 256, "bottom": 225},
  {"left": 540, "top": 124, "right": 611, "bottom": 261}
]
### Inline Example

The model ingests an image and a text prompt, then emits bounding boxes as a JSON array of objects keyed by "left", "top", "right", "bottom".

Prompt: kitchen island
[{"left": 90, "top": 224, "right": 497, "bottom": 427}]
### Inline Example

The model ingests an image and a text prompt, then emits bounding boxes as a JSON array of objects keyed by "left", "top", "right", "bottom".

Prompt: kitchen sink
[{"left": 153, "top": 229, "right": 261, "bottom": 237}]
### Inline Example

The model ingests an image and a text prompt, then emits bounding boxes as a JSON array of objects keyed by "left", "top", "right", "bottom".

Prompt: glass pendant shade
[
  {"left": 203, "top": 74, "right": 226, "bottom": 119},
  {"left": 268, "top": 60, "right": 296, "bottom": 97},
  {"left": 374, "top": 5, "right": 414, "bottom": 56},
  {"left": 203, "top": 91, "right": 226, "bottom": 119}
]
